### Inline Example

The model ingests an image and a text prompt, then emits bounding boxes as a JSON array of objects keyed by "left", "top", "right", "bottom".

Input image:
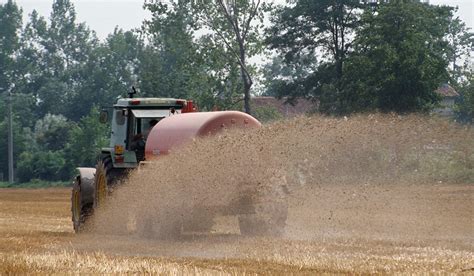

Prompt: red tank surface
[{"left": 145, "top": 111, "right": 261, "bottom": 160}]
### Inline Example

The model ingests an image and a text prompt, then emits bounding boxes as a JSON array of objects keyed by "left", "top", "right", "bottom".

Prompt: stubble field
[
  {"left": 1, "top": 114, "right": 473, "bottom": 274},
  {"left": 0, "top": 185, "right": 472, "bottom": 273}
]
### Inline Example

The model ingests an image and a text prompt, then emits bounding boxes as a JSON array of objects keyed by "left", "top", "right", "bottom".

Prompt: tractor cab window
[
  {"left": 115, "top": 109, "right": 126, "bottom": 125},
  {"left": 136, "top": 118, "right": 162, "bottom": 139},
  {"left": 129, "top": 109, "right": 170, "bottom": 161},
  {"left": 131, "top": 109, "right": 170, "bottom": 139}
]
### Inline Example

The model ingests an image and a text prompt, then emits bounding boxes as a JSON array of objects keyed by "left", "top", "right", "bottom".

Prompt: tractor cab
[{"left": 101, "top": 97, "right": 196, "bottom": 168}]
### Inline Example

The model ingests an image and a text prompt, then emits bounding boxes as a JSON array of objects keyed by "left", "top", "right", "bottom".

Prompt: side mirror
[{"left": 99, "top": 110, "right": 108, "bottom": 124}]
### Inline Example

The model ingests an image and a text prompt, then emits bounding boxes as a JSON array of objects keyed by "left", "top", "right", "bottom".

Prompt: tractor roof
[{"left": 115, "top": 98, "right": 186, "bottom": 107}]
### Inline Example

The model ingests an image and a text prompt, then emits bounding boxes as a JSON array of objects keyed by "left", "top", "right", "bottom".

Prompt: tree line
[{"left": 0, "top": 0, "right": 472, "bottom": 182}]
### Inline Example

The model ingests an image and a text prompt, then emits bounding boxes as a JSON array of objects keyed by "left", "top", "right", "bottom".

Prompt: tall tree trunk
[
  {"left": 242, "top": 72, "right": 252, "bottom": 115},
  {"left": 335, "top": 57, "right": 343, "bottom": 80},
  {"left": 239, "top": 41, "right": 252, "bottom": 115}
]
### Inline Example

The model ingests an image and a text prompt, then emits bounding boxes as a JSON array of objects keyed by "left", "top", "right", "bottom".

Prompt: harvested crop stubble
[{"left": 1, "top": 114, "right": 473, "bottom": 273}]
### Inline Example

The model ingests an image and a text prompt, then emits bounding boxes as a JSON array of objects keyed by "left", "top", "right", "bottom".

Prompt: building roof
[
  {"left": 435, "top": 84, "right": 459, "bottom": 98},
  {"left": 252, "top": 96, "right": 315, "bottom": 117}
]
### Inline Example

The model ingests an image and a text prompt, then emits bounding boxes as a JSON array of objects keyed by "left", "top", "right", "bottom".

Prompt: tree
[
  {"left": 32, "top": 114, "right": 70, "bottom": 151},
  {"left": 192, "top": 33, "right": 246, "bottom": 111},
  {"left": 454, "top": 73, "right": 474, "bottom": 123},
  {"left": 193, "top": 0, "right": 270, "bottom": 114},
  {"left": 268, "top": 0, "right": 362, "bottom": 81},
  {"left": 16, "top": 114, "right": 71, "bottom": 182},
  {"left": 141, "top": 2, "right": 208, "bottom": 99},
  {"left": 266, "top": 0, "right": 362, "bottom": 109},
  {"left": 341, "top": 1, "right": 452, "bottom": 113},
  {"left": 20, "top": 0, "right": 98, "bottom": 120},
  {"left": 0, "top": 0, "right": 22, "bottom": 93},
  {"left": 68, "top": 28, "right": 142, "bottom": 118},
  {"left": 15, "top": 108, "right": 109, "bottom": 182},
  {"left": 63, "top": 107, "right": 109, "bottom": 176},
  {"left": 17, "top": 150, "right": 66, "bottom": 182},
  {"left": 445, "top": 14, "right": 474, "bottom": 83},
  {"left": 141, "top": 1, "right": 244, "bottom": 111},
  {"left": 261, "top": 54, "right": 318, "bottom": 99}
]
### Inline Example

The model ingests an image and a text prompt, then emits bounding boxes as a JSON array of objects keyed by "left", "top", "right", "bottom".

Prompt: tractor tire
[
  {"left": 239, "top": 200, "right": 288, "bottom": 237},
  {"left": 94, "top": 155, "right": 125, "bottom": 209},
  {"left": 71, "top": 177, "right": 92, "bottom": 233}
]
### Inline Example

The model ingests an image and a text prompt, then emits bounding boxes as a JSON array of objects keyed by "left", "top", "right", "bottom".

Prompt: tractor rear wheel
[
  {"left": 94, "top": 155, "right": 125, "bottom": 209},
  {"left": 71, "top": 177, "right": 92, "bottom": 233}
]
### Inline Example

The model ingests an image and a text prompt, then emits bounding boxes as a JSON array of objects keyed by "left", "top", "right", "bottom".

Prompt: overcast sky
[{"left": 2, "top": 0, "right": 473, "bottom": 40}]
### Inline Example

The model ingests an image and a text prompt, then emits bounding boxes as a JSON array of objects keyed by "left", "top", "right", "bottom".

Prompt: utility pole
[{"left": 7, "top": 86, "right": 14, "bottom": 183}]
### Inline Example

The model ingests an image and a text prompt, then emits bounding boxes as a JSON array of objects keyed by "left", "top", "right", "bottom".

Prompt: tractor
[{"left": 71, "top": 91, "right": 288, "bottom": 237}]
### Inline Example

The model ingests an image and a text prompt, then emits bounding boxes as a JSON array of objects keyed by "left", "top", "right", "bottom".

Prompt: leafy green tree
[
  {"left": 261, "top": 55, "right": 318, "bottom": 100},
  {"left": 63, "top": 107, "right": 109, "bottom": 176},
  {"left": 0, "top": 0, "right": 22, "bottom": 93},
  {"left": 14, "top": 10, "right": 49, "bottom": 127},
  {"left": 445, "top": 14, "right": 474, "bottom": 83},
  {"left": 192, "top": 0, "right": 270, "bottom": 114},
  {"left": 101, "top": 28, "right": 141, "bottom": 99},
  {"left": 454, "top": 73, "right": 474, "bottom": 123},
  {"left": 17, "top": 150, "right": 66, "bottom": 182},
  {"left": 0, "top": 0, "right": 23, "bottom": 117},
  {"left": 141, "top": 1, "right": 265, "bottom": 111},
  {"left": 141, "top": 1, "right": 243, "bottom": 111},
  {"left": 266, "top": 1, "right": 471, "bottom": 114},
  {"left": 190, "top": 34, "right": 245, "bottom": 111},
  {"left": 32, "top": 114, "right": 70, "bottom": 151},
  {"left": 266, "top": 0, "right": 362, "bottom": 109},
  {"left": 341, "top": 1, "right": 452, "bottom": 113},
  {"left": 141, "top": 2, "right": 207, "bottom": 99},
  {"left": 268, "top": 0, "right": 362, "bottom": 80},
  {"left": 69, "top": 28, "right": 142, "bottom": 118},
  {"left": 16, "top": 108, "right": 109, "bottom": 182},
  {"left": 16, "top": 114, "right": 72, "bottom": 182},
  {"left": 20, "top": 0, "right": 98, "bottom": 120}
]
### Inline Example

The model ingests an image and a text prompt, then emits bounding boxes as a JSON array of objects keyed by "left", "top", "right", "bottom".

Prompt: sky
[{"left": 2, "top": 0, "right": 473, "bottom": 40}]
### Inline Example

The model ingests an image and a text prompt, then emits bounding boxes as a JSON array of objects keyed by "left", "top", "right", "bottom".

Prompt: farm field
[
  {"left": 0, "top": 186, "right": 472, "bottom": 274},
  {"left": 1, "top": 0, "right": 473, "bottom": 273}
]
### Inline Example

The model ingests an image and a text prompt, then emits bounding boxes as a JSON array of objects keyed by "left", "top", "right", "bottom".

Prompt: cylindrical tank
[{"left": 145, "top": 111, "right": 261, "bottom": 160}]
